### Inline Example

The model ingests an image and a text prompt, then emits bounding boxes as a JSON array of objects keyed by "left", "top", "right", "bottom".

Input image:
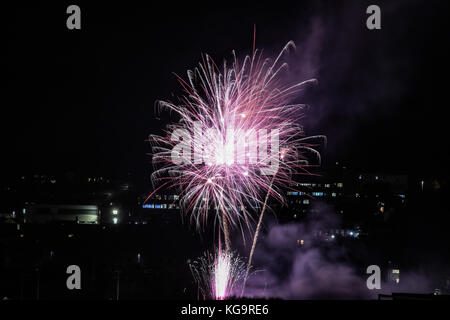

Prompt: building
[{"left": 27, "top": 204, "right": 99, "bottom": 224}]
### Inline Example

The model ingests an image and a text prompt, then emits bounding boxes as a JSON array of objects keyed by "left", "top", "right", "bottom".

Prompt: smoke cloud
[{"left": 236, "top": 203, "right": 433, "bottom": 299}]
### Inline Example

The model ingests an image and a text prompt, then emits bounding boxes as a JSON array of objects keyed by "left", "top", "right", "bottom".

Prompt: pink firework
[
  {"left": 189, "top": 248, "right": 246, "bottom": 300},
  {"left": 149, "top": 41, "right": 324, "bottom": 232}
]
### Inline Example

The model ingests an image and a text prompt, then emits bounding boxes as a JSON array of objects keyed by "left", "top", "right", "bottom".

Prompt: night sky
[{"left": 4, "top": 0, "right": 450, "bottom": 180}]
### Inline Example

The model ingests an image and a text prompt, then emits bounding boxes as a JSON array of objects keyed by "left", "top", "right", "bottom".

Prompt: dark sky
[{"left": 3, "top": 0, "right": 450, "bottom": 180}]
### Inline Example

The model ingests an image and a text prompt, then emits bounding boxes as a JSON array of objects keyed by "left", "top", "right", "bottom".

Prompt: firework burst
[
  {"left": 149, "top": 41, "right": 324, "bottom": 234},
  {"left": 189, "top": 248, "right": 247, "bottom": 300}
]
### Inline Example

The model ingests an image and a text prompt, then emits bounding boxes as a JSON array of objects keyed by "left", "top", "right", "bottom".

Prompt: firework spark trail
[
  {"left": 189, "top": 248, "right": 247, "bottom": 300},
  {"left": 149, "top": 41, "right": 325, "bottom": 236},
  {"left": 241, "top": 174, "right": 275, "bottom": 297}
]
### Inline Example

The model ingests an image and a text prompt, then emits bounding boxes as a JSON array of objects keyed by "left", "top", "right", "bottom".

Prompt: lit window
[
  {"left": 337, "top": 183, "right": 343, "bottom": 188},
  {"left": 300, "top": 183, "right": 311, "bottom": 187}
]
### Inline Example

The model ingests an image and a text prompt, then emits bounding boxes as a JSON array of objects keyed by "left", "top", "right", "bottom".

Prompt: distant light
[
  {"left": 113, "top": 217, "right": 118, "bottom": 224},
  {"left": 68, "top": 234, "right": 74, "bottom": 238},
  {"left": 375, "top": 176, "right": 379, "bottom": 180},
  {"left": 331, "top": 235, "right": 335, "bottom": 239},
  {"left": 112, "top": 209, "right": 118, "bottom": 215},
  {"left": 19, "top": 234, "right": 24, "bottom": 238},
  {"left": 300, "top": 239, "right": 304, "bottom": 245},
  {"left": 349, "top": 232, "right": 354, "bottom": 236}
]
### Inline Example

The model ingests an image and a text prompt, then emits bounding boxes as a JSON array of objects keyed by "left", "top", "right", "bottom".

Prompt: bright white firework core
[{"left": 214, "top": 250, "right": 231, "bottom": 300}]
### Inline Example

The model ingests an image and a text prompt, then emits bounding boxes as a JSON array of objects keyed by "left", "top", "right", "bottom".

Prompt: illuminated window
[
  {"left": 392, "top": 269, "right": 400, "bottom": 274},
  {"left": 300, "top": 183, "right": 311, "bottom": 187},
  {"left": 303, "top": 199, "right": 309, "bottom": 204},
  {"left": 337, "top": 183, "right": 343, "bottom": 188}
]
